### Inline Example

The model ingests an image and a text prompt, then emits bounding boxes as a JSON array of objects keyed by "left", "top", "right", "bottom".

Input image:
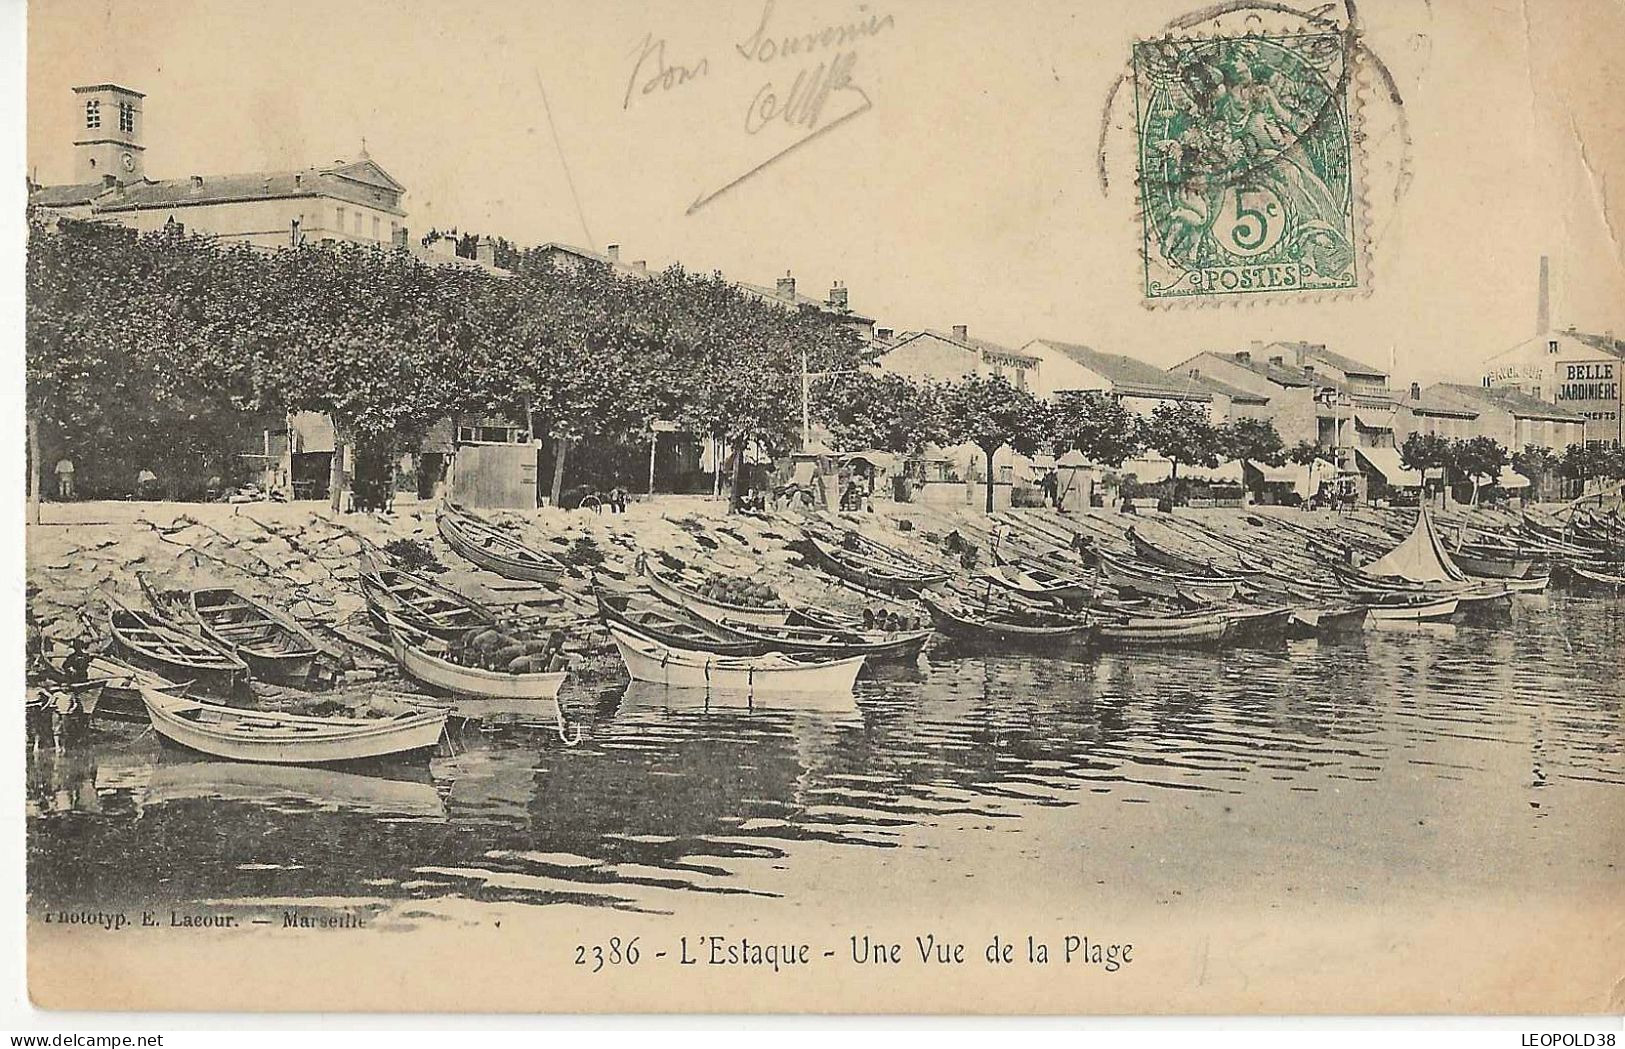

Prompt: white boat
[
  {"left": 139, "top": 688, "right": 448, "bottom": 765},
  {"left": 1360, "top": 595, "right": 1459, "bottom": 622},
  {"left": 643, "top": 563, "right": 792, "bottom": 627},
  {"left": 607, "top": 623, "right": 865, "bottom": 693},
  {"left": 385, "top": 617, "right": 568, "bottom": 700}
]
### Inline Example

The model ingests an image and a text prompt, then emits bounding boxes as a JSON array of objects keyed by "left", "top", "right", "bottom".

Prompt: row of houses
[{"left": 29, "top": 83, "right": 1621, "bottom": 507}]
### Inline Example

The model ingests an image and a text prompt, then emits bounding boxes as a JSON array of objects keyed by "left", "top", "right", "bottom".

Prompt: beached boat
[
  {"left": 801, "top": 531, "right": 948, "bottom": 597},
  {"left": 1447, "top": 547, "right": 1539, "bottom": 581},
  {"left": 984, "top": 552, "right": 1096, "bottom": 604},
  {"left": 1095, "top": 552, "right": 1239, "bottom": 604},
  {"left": 642, "top": 561, "right": 791, "bottom": 627},
  {"left": 384, "top": 616, "right": 568, "bottom": 700},
  {"left": 1286, "top": 604, "right": 1371, "bottom": 638},
  {"left": 695, "top": 612, "right": 931, "bottom": 662},
  {"left": 436, "top": 504, "right": 565, "bottom": 584},
  {"left": 1126, "top": 526, "right": 1262, "bottom": 579},
  {"left": 920, "top": 593, "right": 1093, "bottom": 646},
  {"left": 1220, "top": 605, "right": 1294, "bottom": 641},
  {"left": 107, "top": 601, "right": 247, "bottom": 693},
  {"left": 1095, "top": 612, "right": 1229, "bottom": 647},
  {"left": 1566, "top": 565, "right": 1625, "bottom": 593},
  {"left": 1358, "top": 593, "right": 1459, "bottom": 622},
  {"left": 358, "top": 551, "right": 498, "bottom": 639},
  {"left": 595, "top": 589, "right": 764, "bottom": 655},
  {"left": 140, "top": 688, "right": 447, "bottom": 765},
  {"left": 606, "top": 623, "right": 866, "bottom": 693},
  {"left": 186, "top": 587, "right": 320, "bottom": 684}
]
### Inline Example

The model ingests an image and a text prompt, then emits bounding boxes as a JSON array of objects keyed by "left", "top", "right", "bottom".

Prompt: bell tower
[{"left": 72, "top": 83, "right": 145, "bottom": 184}]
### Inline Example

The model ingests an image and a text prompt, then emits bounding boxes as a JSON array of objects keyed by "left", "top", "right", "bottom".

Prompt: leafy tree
[
  {"left": 1141, "top": 401, "right": 1222, "bottom": 486},
  {"left": 1049, "top": 390, "right": 1142, "bottom": 467},
  {"left": 1286, "top": 439, "right": 1324, "bottom": 466},
  {"left": 817, "top": 371, "right": 947, "bottom": 454},
  {"left": 940, "top": 374, "right": 1043, "bottom": 513},
  {"left": 1451, "top": 435, "right": 1508, "bottom": 505},
  {"left": 1399, "top": 432, "right": 1453, "bottom": 473},
  {"left": 1218, "top": 417, "right": 1286, "bottom": 466},
  {"left": 1512, "top": 444, "right": 1561, "bottom": 499}
]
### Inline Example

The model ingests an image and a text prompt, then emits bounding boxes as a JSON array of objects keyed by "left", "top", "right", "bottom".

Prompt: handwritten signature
[{"left": 622, "top": 0, "right": 895, "bottom": 214}]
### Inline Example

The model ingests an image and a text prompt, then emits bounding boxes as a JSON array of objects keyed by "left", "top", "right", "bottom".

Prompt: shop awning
[
  {"left": 1356, "top": 446, "right": 1422, "bottom": 487},
  {"left": 1183, "top": 458, "right": 1245, "bottom": 483},
  {"left": 839, "top": 449, "right": 898, "bottom": 471},
  {"left": 1354, "top": 410, "right": 1394, "bottom": 430},
  {"left": 1500, "top": 469, "right": 1532, "bottom": 489},
  {"left": 1250, "top": 462, "right": 1301, "bottom": 484}
]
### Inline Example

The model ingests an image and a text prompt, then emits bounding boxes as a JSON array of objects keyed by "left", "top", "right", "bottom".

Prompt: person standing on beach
[{"left": 53, "top": 457, "right": 74, "bottom": 500}]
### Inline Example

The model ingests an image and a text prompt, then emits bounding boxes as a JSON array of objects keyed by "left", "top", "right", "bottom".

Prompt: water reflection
[{"left": 27, "top": 594, "right": 1625, "bottom": 914}]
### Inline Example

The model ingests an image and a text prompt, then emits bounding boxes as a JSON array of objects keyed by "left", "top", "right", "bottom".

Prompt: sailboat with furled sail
[{"left": 1332, "top": 506, "right": 1513, "bottom": 613}]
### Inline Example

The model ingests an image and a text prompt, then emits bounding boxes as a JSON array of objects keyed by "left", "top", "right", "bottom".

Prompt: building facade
[
  {"left": 1026, "top": 339, "right": 1216, "bottom": 418},
  {"left": 1481, "top": 328, "right": 1624, "bottom": 445},
  {"left": 878, "top": 327, "right": 1040, "bottom": 387}
]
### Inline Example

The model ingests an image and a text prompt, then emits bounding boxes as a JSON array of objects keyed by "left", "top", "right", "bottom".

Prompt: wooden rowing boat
[
  {"left": 358, "top": 551, "right": 498, "bottom": 639},
  {"left": 384, "top": 615, "right": 569, "bottom": 700},
  {"left": 1220, "top": 605, "right": 1294, "bottom": 641},
  {"left": 1286, "top": 604, "right": 1371, "bottom": 638},
  {"left": 920, "top": 593, "right": 1093, "bottom": 646},
  {"left": 985, "top": 551, "right": 1096, "bottom": 604},
  {"left": 694, "top": 612, "right": 931, "bottom": 662},
  {"left": 1095, "top": 612, "right": 1229, "bottom": 647},
  {"left": 1447, "top": 547, "right": 1539, "bottom": 581},
  {"left": 1095, "top": 552, "right": 1239, "bottom": 604},
  {"left": 801, "top": 531, "right": 948, "bottom": 597},
  {"left": 595, "top": 589, "right": 764, "bottom": 655},
  {"left": 1566, "top": 565, "right": 1625, "bottom": 592},
  {"left": 140, "top": 687, "right": 447, "bottom": 765},
  {"left": 436, "top": 504, "right": 566, "bottom": 584},
  {"left": 186, "top": 587, "right": 320, "bottom": 685},
  {"left": 643, "top": 561, "right": 791, "bottom": 627},
  {"left": 107, "top": 600, "right": 247, "bottom": 693},
  {"left": 1126, "top": 526, "right": 1262, "bottom": 579},
  {"left": 1358, "top": 593, "right": 1459, "bottom": 622},
  {"left": 606, "top": 623, "right": 867, "bottom": 693}
]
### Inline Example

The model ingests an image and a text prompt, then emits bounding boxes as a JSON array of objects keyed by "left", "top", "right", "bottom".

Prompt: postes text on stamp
[{"left": 1133, "top": 32, "right": 1358, "bottom": 301}]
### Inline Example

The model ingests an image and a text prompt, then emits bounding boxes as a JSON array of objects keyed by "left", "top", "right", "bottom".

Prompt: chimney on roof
[
  {"left": 827, "top": 281, "right": 849, "bottom": 310},
  {"left": 189, "top": 174, "right": 204, "bottom": 190},
  {"left": 1250, "top": 340, "right": 1264, "bottom": 356},
  {"left": 606, "top": 243, "right": 620, "bottom": 262},
  {"left": 952, "top": 324, "right": 969, "bottom": 343},
  {"left": 101, "top": 174, "right": 117, "bottom": 189},
  {"left": 294, "top": 173, "right": 302, "bottom": 188},
  {"left": 776, "top": 272, "right": 796, "bottom": 300},
  {"left": 393, "top": 226, "right": 408, "bottom": 249},
  {"left": 1537, "top": 255, "right": 1550, "bottom": 335},
  {"left": 475, "top": 236, "right": 497, "bottom": 267},
  {"left": 1269, "top": 355, "right": 1284, "bottom": 366},
  {"left": 633, "top": 259, "right": 648, "bottom": 274},
  {"left": 1303, "top": 364, "right": 1315, "bottom": 382},
  {"left": 1410, "top": 382, "right": 1421, "bottom": 401},
  {"left": 432, "top": 234, "right": 460, "bottom": 258},
  {"left": 1235, "top": 351, "right": 1251, "bottom": 364},
  {"left": 877, "top": 327, "right": 894, "bottom": 342}
]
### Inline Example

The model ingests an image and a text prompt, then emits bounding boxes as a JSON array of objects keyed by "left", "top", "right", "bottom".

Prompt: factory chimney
[{"left": 1537, "top": 255, "right": 1550, "bottom": 335}]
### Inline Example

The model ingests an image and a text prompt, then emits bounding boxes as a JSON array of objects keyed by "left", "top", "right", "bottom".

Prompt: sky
[{"left": 25, "top": 0, "right": 1625, "bottom": 386}]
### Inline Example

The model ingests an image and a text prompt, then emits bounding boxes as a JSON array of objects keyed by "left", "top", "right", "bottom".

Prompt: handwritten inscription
[
  {"left": 624, "top": 33, "right": 710, "bottom": 110},
  {"left": 622, "top": 0, "right": 896, "bottom": 214}
]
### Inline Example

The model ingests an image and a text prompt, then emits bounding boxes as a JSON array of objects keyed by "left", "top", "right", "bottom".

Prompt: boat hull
[
  {"left": 437, "top": 506, "right": 564, "bottom": 584},
  {"left": 645, "top": 566, "right": 791, "bottom": 627},
  {"left": 608, "top": 624, "right": 865, "bottom": 693},
  {"left": 803, "top": 533, "right": 947, "bottom": 597},
  {"left": 141, "top": 690, "right": 447, "bottom": 765},
  {"left": 1096, "top": 616, "right": 1229, "bottom": 647},
  {"left": 921, "top": 595, "right": 1092, "bottom": 646},
  {"left": 389, "top": 629, "right": 568, "bottom": 700},
  {"left": 1361, "top": 596, "right": 1459, "bottom": 621}
]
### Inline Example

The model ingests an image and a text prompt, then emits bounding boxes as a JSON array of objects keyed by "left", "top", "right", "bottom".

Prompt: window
[
  {"left": 335, "top": 206, "right": 345, "bottom": 232},
  {"left": 353, "top": 211, "right": 361, "bottom": 234},
  {"left": 117, "top": 101, "right": 134, "bottom": 134},
  {"left": 1548, "top": 340, "right": 1559, "bottom": 354},
  {"left": 390, "top": 221, "right": 399, "bottom": 244},
  {"left": 85, "top": 100, "right": 101, "bottom": 129},
  {"left": 372, "top": 216, "right": 381, "bottom": 240}
]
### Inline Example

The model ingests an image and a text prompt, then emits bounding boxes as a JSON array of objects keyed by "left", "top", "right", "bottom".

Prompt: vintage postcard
[{"left": 19, "top": 0, "right": 1625, "bottom": 1016}]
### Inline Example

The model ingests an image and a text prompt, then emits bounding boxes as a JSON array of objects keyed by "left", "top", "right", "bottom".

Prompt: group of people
[{"left": 49, "top": 457, "right": 163, "bottom": 501}]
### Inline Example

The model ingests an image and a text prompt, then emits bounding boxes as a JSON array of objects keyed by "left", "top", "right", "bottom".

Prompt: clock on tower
[{"left": 72, "top": 83, "right": 145, "bottom": 183}]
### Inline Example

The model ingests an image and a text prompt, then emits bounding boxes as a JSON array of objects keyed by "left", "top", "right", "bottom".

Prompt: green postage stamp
[{"left": 1133, "top": 32, "right": 1359, "bottom": 301}]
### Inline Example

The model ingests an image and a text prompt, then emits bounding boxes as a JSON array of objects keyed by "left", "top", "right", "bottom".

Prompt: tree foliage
[
  {"left": 1218, "top": 417, "right": 1286, "bottom": 466},
  {"left": 939, "top": 374, "right": 1043, "bottom": 513},
  {"left": 1049, "top": 391, "right": 1142, "bottom": 467},
  {"left": 1140, "top": 401, "right": 1222, "bottom": 479}
]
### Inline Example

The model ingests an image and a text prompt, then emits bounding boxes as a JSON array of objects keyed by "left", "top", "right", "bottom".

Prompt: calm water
[{"left": 27, "top": 593, "right": 1625, "bottom": 919}]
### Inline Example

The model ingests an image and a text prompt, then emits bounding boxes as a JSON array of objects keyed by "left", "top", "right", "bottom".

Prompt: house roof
[
  {"left": 33, "top": 158, "right": 408, "bottom": 217},
  {"left": 1428, "top": 382, "right": 1587, "bottom": 423},
  {"left": 1032, "top": 339, "right": 1210, "bottom": 400},
  {"left": 27, "top": 181, "right": 114, "bottom": 207},
  {"left": 733, "top": 278, "right": 876, "bottom": 324},
  {"left": 1183, "top": 373, "right": 1271, "bottom": 405},
  {"left": 1564, "top": 330, "right": 1625, "bottom": 359},
  {"left": 1399, "top": 395, "right": 1477, "bottom": 419},
  {"left": 895, "top": 329, "right": 1038, "bottom": 365},
  {"left": 1296, "top": 345, "right": 1387, "bottom": 378},
  {"left": 533, "top": 242, "right": 654, "bottom": 279}
]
